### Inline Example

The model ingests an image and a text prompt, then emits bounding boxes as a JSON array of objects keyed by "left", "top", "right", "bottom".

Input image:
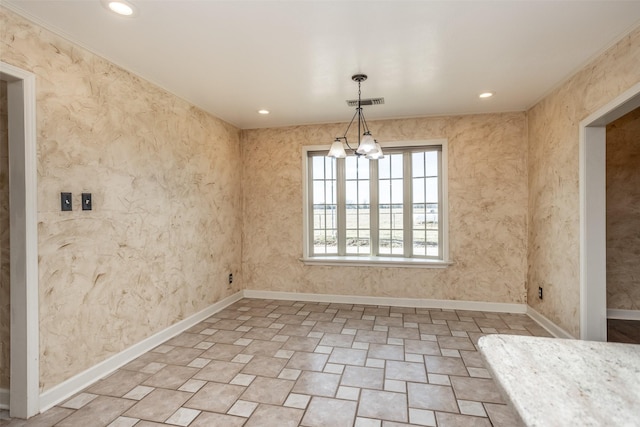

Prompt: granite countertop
[{"left": 478, "top": 334, "right": 640, "bottom": 427}]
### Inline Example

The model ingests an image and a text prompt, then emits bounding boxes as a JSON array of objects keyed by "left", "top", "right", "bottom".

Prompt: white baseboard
[
  {"left": 0, "top": 388, "right": 8, "bottom": 410},
  {"left": 39, "top": 291, "right": 243, "bottom": 412},
  {"left": 607, "top": 309, "right": 640, "bottom": 321},
  {"left": 526, "top": 306, "right": 575, "bottom": 339},
  {"left": 242, "top": 290, "right": 527, "bottom": 314}
]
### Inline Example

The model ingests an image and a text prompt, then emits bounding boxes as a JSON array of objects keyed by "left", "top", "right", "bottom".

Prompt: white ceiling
[{"left": 4, "top": 1, "right": 640, "bottom": 129}]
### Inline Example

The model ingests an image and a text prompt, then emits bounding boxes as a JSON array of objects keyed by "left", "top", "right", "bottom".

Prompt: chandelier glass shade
[{"left": 328, "top": 74, "right": 383, "bottom": 160}]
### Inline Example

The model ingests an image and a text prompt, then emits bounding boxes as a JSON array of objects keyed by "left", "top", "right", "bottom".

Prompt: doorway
[
  {"left": 580, "top": 82, "right": 640, "bottom": 341},
  {"left": 0, "top": 61, "right": 39, "bottom": 419}
]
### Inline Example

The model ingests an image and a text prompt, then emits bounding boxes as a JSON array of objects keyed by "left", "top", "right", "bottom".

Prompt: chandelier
[{"left": 328, "top": 74, "right": 384, "bottom": 160}]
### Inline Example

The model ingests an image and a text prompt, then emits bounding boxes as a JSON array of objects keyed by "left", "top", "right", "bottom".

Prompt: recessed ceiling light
[
  {"left": 479, "top": 92, "right": 494, "bottom": 99},
  {"left": 102, "top": 0, "right": 136, "bottom": 16},
  {"left": 258, "top": 109, "right": 270, "bottom": 115}
]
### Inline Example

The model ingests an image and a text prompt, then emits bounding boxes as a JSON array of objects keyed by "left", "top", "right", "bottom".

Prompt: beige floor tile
[
  {"left": 280, "top": 324, "right": 313, "bottom": 337},
  {"left": 435, "top": 412, "right": 492, "bottom": 427},
  {"left": 450, "top": 376, "right": 505, "bottom": 404},
  {"left": 244, "top": 404, "right": 304, "bottom": 427},
  {"left": 358, "top": 389, "right": 408, "bottom": 422},
  {"left": 227, "top": 399, "right": 259, "bottom": 417},
  {"left": 388, "top": 326, "right": 420, "bottom": 340},
  {"left": 418, "top": 323, "right": 453, "bottom": 336},
  {"left": 183, "top": 382, "right": 244, "bottom": 412},
  {"left": 124, "top": 389, "right": 191, "bottom": 422},
  {"left": 209, "top": 329, "right": 245, "bottom": 343},
  {"left": 319, "top": 333, "right": 355, "bottom": 348},
  {"left": 192, "top": 360, "right": 244, "bottom": 383},
  {"left": 242, "top": 327, "right": 279, "bottom": 340},
  {"left": 328, "top": 347, "right": 367, "bottom": 366},
  {"left": 282, "top": 336, "right": 320, "bottom": 351},
  {"left": 354, "top": 329, "right": 388, "bottom": 343},
  {"left": 284, "top": 393, "right": 311, "bottom": 409},
  {"left": 292, "top": 371, "right": 341, "bottom": 397},
  {"left": 313, "top": 321, "right": 345, "bottom": 333},
  {"left": 344, "top": 319, "right": 375, "bottom": 330},
  {"left": 286, "top": 351, "right": 328, "bottom": 371},
  {"left": 407, "top": 383, "right": 458, "bottom": 413},
  {"left": 7, "top": 407, "right": 73, "bottom": 427},
  {"left": 341, "top": 366, "right": 384, "bottom": 390},
  {"left": 165, "top": 407, "right": 201, "bottom": 426},
  {"left": 425, "top": 355, "right": 469, "bottom": 376},
  {"left": 385, "top": 360, "right": 427, "bottom": 382},
  {"left": 374, "top": 317, "right": 404, "bottom": 328},
  {"left": 60, "top": 392, "right": 98, "bottom": 409},
  {"left": 404, "top": 339, "right": 440, "bottom": 356},
  {"left": 240, "top": 376, "right": 295, "bottom": 405},
  {"left": 301, "top": 397, "right": 358, "bottom": 427},
  {"left": 165, "top": 332, "right": 207, "bottom": 348},
  {"left": 241, "top": 355, "right": 287, "bottom": 377},
  {"left": 368, "top": 343, "right": 405, "bottom": 360},
  {"left": 56, "top": 396, "right": 134, "bottom": 427},
  {"left": 107, "top": 416, "right": 139, "bottom": 427},
  {"left": 200, "top": 343, "right": 244, "bottom": 360},
  {"left": 437, "top": 336, "right": 476, "bottom": 351},
  {"left": 460, "top": 350, "right": 486, "bottom": 368},
  {"left": 484, "top": 403, "right": 525, "bottom": 427},
  {"left": 86, "top": 371, "right": 151, "bottom": 397},
  {"left": 156, "top": 347, "right": 205, "bottom": 366},
  {"left": 242, "top": 339, "right": 284, "bottom": 356},
  {"left": 189, "top": 411, "right": 246, "bottom": 427},
  {"left": 142, "top": 365, "right": 199, "bottom": 389}
]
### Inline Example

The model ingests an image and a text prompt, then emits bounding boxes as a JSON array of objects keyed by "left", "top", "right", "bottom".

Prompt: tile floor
[{"left": 1, "top": 298, "right": 553, "bottom": 427}]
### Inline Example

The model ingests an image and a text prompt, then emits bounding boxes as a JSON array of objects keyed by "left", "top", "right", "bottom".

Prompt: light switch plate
[
  {"left": 82, "top": 193, "right": 92, "bottom": 210},
  {"left": 61, "top": 192, "right": 72, "bottom": 211}
]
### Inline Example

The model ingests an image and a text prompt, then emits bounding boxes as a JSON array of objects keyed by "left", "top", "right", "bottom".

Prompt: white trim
[
  {"left": 38, "top": 292, "right": 243, "bottom": 412},
  {"left": 607, "top": 309, "right": 640, "bottom": 321},
  {"left": 579, "top": 82, "right": 640, "bottom": 341},
  {"left": 526, "top": 306, "right": 575, "bottom": 339},
  {"left": 243, "top": 290, "right": 526, "bottom": 314},
  {"left": 0, "top": 61, "right": 39, "bottom": 419},
  {"left": 300, "top": 256, "right": 453, "bottom": 268},
  {"left": 0, "top": 388, "right": 9, "bottom": 410}
]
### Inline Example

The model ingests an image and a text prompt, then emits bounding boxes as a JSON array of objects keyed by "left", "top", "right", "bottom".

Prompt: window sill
[{"left": 300, "top": 256, "right": 453, "bottom": 269}]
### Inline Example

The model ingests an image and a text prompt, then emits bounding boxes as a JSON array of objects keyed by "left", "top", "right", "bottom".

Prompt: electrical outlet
[
  {"left": 538, "top": 287, "right": 543, "bottom": 299},
  {"left": 228, "top": 273, "right": 233, "bottom": 285}
]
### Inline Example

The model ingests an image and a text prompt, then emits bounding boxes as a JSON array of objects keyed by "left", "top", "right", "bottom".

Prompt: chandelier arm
[
  {"left": 359, "top": 108, "right": 371, "bottom": 134},
  {"left": 342, "top": 108, "right": 360, "bottom": 139}
]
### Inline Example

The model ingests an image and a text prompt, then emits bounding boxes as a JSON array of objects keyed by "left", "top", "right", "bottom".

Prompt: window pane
[
  {"left": 425, "top": 151, "right": 438, "bottom": 177},
  {"left": 379, "top": 156, "right": 390, "bottom": 179},
  {"left": 412, "top": 152, "right": 424, "bottom": 178},
  {"left": 313, "top": 181, "right": 325, "bottom": 203},
  {"left": 425, "top": 177, "right": 438, "bottom": 203},
  {"left": 413, "top": 178, "right": 425, "bottom": 203},
  {"left": 391, "top": 179, "right": 403, "bottom": 204},
  {"left": 426, "top": 229, "right": 439, "bottom": 256},
  {"left": 345, "top": 156, "right": 358, "bottom": 180},
  {"left": 313, "top": 156, "right": 325, "bottom": 180},
  {"left": 325, "top": 158, "right": 336, "bottom": 179},
  {"left": 379, "top": 179, "right": 390, "bottom": 204},
  {"left": 391, "top": 154, "right": 403, "bottom": 179}
]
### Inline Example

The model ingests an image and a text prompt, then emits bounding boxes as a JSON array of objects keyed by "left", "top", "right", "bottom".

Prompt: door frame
[
  {"left": 579, "top": 82, "right": 640, "bottom": 341},
  {"left": 0, "top": 61, "right": 39, "bottom": 418}
]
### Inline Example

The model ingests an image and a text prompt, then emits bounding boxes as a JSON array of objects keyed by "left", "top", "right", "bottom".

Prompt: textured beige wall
[
  {"left": 528, "top": 27, "right": 640, "bottom": 337},
  {"left": 1, "top": 8, "right": 243, "bottom": 391},
  {"left": 242, "top": 113, "right": 528, "bottom": 304},
  {"left": 0, "top": 80, "right": 9, "bottom": 389},
  {"left": 606, "top": 108, "right": 640, "bottom": 310}
]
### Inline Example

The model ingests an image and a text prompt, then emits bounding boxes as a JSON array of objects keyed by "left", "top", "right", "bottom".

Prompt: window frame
[{"left": 302, "top": 139, "right": 451, "bottom": 268}]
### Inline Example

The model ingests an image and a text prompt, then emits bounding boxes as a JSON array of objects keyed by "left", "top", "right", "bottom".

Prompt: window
[{"left": 303, "top": 140, "right": 449, "bottom": 267}]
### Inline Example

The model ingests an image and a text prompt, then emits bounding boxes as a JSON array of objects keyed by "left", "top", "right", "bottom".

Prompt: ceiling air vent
[{"left": 346, "top": 97, "right": 385, "bottom": 107}]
